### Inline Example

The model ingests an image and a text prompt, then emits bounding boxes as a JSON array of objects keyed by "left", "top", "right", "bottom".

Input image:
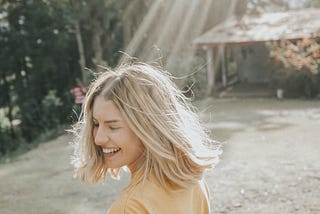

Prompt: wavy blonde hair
[{"left": 71, "top": 62, "right": 221, "bottom": 190}]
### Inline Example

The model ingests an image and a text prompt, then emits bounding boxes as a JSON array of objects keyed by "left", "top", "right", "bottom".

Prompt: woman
[{"left": 72, "top": 62, "right": 221, "bottom": 213}]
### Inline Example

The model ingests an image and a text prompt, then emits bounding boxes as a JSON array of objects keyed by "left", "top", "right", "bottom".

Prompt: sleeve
[{"left": 107, "top": 197, "right": 149, "bottom": 214}]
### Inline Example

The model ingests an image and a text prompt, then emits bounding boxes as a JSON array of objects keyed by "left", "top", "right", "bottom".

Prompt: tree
[
  {"left": 75, "top": 0, "right": 131, "bottom": 70},
  {"left": 0, "top": 0, "right": 79, "bottom": 146}
]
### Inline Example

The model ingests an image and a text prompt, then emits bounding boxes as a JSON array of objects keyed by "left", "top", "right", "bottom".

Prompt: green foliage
[
  {"left": 0, "top": 128, "right": 19, "bottom": 154},
  {"left": 0, "top": 0, "right": 79, "bottom": 153},
  {"left": 41, "top": 90, "right": 64, "bottom": 128}
]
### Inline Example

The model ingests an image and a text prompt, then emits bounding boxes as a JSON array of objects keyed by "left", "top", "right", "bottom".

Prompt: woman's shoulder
[
  {"left": 107, "top": 180, "right": 151, "bottom": 214},
  {"left": 107, "top": 195, "right": 148, "bottom": 214},
  {"left": 108, "top": 178, "right": 210, "bottom": 214},
  {"left": 107, "top": 178, "right": 166, "bottom": 214}
]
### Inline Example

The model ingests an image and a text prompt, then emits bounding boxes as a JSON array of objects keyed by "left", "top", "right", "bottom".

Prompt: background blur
[{"left": 0, "top": 0, "right": 319, "bottom": 213}]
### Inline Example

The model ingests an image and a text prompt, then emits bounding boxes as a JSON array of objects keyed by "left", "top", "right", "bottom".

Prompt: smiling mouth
[{"left": 102, "top": 148, "right": 121, "bottom": 155}]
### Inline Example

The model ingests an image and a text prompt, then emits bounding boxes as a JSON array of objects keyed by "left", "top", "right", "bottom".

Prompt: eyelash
[{"left": 93, "top": 123, "right": 119, "bottom": 130}]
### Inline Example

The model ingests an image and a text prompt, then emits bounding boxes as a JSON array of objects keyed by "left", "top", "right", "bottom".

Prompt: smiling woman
[
  {"left": 71, "top": 62, "right": 221, "bottom": 214},
  {"left": 92, "top": 97, "right": 144, "bottom": 172}
]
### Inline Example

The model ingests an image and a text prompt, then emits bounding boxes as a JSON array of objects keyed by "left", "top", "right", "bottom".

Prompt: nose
[{"left": 94, "top": 126, "right": 109, "bottom": 146}]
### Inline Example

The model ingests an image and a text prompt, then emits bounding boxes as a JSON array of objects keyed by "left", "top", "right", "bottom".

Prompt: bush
[
  {"left": 0, "top": 128, "right": 16, "bottom": 154},
  {"left": 41, "top": 90, "right": 63, "bottom": 129},
  {"left": 271, "top": 68, "right": 320, "bottom": 98}
]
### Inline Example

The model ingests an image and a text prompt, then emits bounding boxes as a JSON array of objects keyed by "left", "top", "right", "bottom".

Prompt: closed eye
[{"left": 109, "top": 126, "right": 120, "bottom": 130}]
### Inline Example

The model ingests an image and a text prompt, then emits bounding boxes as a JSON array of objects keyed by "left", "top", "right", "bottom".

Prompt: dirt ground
[{"left": 0, "top": 98, "right": 319, "bottom": 214}]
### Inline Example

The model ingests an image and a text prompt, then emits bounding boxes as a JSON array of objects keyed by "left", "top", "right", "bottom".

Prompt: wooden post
[
  {"left": 206, "top": 47, "right": 215, "bottom": 96},
  {"left": 221, "top": 45, "right": 227, "bottom": 87}
]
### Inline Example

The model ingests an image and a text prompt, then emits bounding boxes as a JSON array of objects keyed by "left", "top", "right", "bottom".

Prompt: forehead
[{"left": 92, "top": 96, "right": 122, "bottom": 120}]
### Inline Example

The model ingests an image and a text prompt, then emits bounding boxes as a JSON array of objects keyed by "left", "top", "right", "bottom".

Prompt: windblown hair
[{"left": 71, "top": 62, "right": 221, "bottom": 190}]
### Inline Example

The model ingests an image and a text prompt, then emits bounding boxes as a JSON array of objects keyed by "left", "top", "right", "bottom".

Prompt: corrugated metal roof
[{"left": 193, "top": 8, "right": 320, "bottom": 47}]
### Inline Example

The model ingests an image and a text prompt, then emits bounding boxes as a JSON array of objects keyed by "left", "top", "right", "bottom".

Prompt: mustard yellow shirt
[{"left": 107, "top": 176, "right": 211, "bottom": 214}]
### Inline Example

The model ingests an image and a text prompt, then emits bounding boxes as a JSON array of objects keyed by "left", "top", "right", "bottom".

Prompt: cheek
[
  {"left": 123, "top": 135, "right": 144, "bottom": 154},
  {"left": 133, "top": 140, "right": 145, "bottom": 155},
  {"left": 120, "top": 127, "right": 144, "bottom": 154},
  {"left": 92, "top": 127, "right": 97, "bottom": 138}
]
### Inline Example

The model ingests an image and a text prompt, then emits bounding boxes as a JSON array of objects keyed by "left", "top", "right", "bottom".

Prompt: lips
[{"left": 102, "top": 148, "right": 121, "bottom": 155}]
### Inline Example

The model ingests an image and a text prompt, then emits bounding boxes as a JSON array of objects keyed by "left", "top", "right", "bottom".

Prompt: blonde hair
[{"left": 71, "top": 62, "right": 221, "bottom": 190}]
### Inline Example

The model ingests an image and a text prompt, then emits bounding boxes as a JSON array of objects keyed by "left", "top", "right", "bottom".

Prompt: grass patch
[{"left": 0, "top": 125, "right": 67, "bottom": 164}]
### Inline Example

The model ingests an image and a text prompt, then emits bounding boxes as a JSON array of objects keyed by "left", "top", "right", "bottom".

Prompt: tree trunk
[
  {"left": 92, "top": 19, "right": 103, "bottom": 72},
  {"left": 69, "top": 0, "right": 87, "bottom": 84},
  {"left": 123, "top": 0, "right": 139, "bottom": 46},
  {"left": 74, "top": 20, "right": 87, "bottom": 84},
  {"left": 2, "top": 73, "right": 15, "bottom": 139}
]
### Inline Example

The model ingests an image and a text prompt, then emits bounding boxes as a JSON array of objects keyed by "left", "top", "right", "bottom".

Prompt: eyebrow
[
  {"left": 104, "top": 119, "right": 121, "bottom": 124},
  {"left": 92, "top": 118, "right": 121, "bottom": 124}
]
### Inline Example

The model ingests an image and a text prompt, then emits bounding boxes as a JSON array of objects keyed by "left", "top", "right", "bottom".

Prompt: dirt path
[
  {"left": 201, "top": 98, "right": 320, "bottom": 214},
  {"left": 0, "top": 98, "right": 319, "bottom": 214}
]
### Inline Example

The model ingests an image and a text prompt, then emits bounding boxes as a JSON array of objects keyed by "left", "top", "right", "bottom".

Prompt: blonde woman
[{"left": 72, "top": 62, "right": 221, "bottom": 213}]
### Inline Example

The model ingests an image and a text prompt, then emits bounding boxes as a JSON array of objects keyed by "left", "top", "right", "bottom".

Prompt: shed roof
[{"left": 193, "top": 8, "right": 320, "bottom": 47}]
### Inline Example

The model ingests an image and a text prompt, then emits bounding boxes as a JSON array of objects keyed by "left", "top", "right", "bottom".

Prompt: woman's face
[{"left": 92, "top": 96, "right": 144, "bottom": 173}]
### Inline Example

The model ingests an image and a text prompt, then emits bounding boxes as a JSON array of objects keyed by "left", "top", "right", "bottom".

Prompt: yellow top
[{"left": 107, "top": 176, "right": 211, "bottom": 214}]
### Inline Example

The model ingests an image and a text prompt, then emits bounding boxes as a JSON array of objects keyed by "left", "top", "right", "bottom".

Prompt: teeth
[{"left": 103, "top": 148, "right": 121, "bottom": 154}]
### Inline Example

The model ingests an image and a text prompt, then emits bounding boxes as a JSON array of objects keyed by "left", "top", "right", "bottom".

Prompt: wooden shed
[{"left": 193, "top": 8, "right": 320, "bottom": 95}]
